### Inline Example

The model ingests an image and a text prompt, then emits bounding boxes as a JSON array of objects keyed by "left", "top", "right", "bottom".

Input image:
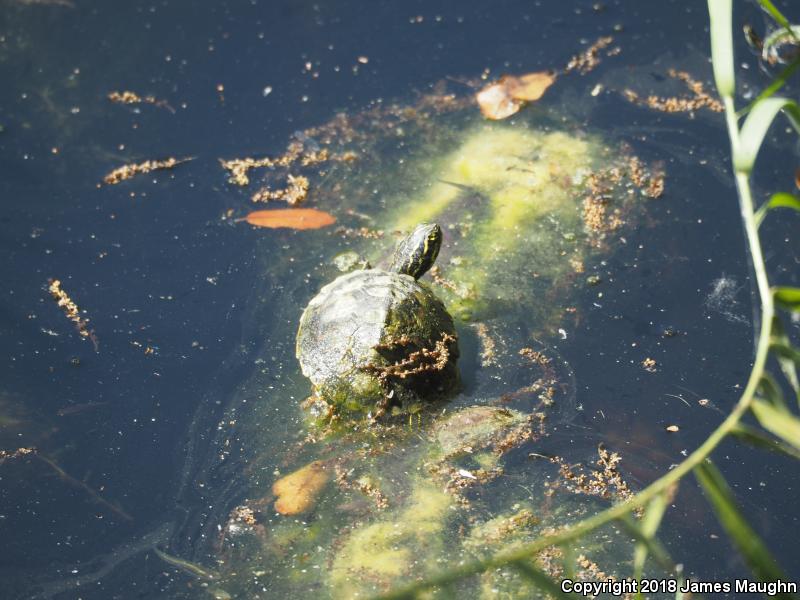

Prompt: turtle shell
[{"left": 296, "top": 269, "right": 459, "bottom": 411}]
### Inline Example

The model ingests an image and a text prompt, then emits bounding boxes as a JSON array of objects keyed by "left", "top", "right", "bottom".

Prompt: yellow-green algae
[
  {"left": 329, "top": 482, "right": 452, "bottom": 597},
  {"left": 385, "top": 124, "right": 601, "bottom": 321},
  {"left": 193, "top": 109, "right": 651, "bottom": 599}
]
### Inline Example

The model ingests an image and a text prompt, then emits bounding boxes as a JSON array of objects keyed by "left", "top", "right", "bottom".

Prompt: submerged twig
[
  {"left": 35, "top": 453, "right": 133, "bottom": 521},
  {"left": 0, "top": 447, "right": 132, "bottom": 521}
]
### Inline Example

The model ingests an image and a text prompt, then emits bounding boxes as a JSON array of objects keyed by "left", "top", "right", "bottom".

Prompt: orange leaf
[
  {"left": 245, "top": 208, "right": 336, "bottom": 230},
  {"left": 272, "top": 460, "right": 330, "bottom": 515},
  {"left": 476, "top": 71, "right": 557, "bottom": 120},
  {"left": 504, "top": 71, "right": 556, "bottom": 102}
]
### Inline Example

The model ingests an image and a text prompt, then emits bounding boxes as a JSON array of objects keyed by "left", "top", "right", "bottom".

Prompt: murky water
[{"left": 1, "top": 1, "right": 799, "bottom": 598}]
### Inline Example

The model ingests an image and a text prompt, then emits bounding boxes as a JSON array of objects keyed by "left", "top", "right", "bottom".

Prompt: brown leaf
[
  {"left": 244, "top": 208, "right": 336, "bottom": 230},
  {"left": 272, "top": 460, "right": 330, "bottom": 515},
  {"left": 476, "top": 83, "right": 521, "bottom": 120},
  {"left": 795, "top": 167, "right": 800, "bottom": 191},
  {"left": 476, "top": 71, "right": 557, "bottom": 120},
  {"left": 503, "top": 71, "right": 556, "bottom": 102}
]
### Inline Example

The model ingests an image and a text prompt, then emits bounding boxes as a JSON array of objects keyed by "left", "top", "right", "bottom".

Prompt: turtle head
[{"left": 390, "top": 223, "right": 442, "bottom": 280}]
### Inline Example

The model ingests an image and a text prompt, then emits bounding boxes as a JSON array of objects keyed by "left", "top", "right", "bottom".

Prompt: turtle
[{"left": 296, "top": 223, "right": 460, "bottom": 416}]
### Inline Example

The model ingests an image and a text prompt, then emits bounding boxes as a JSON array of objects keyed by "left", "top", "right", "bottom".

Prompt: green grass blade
[
  {"left": 770, "top": 316, "right": 800, "bottom": 398},
  {"left": 751, "top": 399, "right": 800, "bottom": 450},
  {"left": 708, "top": 0, "right": 735, "bottom": 96},
  {"left": 510, "top": 560, "right": 572, "bottom": 599},
  {"left": 694, "top": 461, "right": 790, "bottom": 592},
  {"left": 731, "top": 422, "right": 800, "bottom": 460},
  {"left": 631, "top": 491, "right": 671, "bottom": 584},
  {"left": 755, "top": 192, "right": 800, "bottom": 226},
  {"left": 735, "top": 98, "right": 800, "bottom": 172},
  {"left": 758, "top": 373, "right": 788, "bottom": 411},
  {"left": 757, "top": 0, "right": 798, "bottom": 38},
  {"left": 774, "top": 286, "right": 800, "bottom": 311},
  {"left": 559, "top": 543, "right": 576, "bottom": 581},
  {"left": 738, "top": 56, "right": 800, "bottom": 119}
]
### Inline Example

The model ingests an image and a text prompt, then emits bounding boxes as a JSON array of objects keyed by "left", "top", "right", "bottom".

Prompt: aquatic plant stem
[
  {"left": 380, "top": 309, "right": 771, "bottom": 598},
  {"left": 380, "top": 51, "right": 778, "bottom": 600}
]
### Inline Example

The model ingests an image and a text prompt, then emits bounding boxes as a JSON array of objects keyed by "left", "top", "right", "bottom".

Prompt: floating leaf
[
  {"left": 476, "top": 71, "right": 556, "bottom": 120},
  {"left": 272, "top": 460, "right": 330, "bottom": 515},
  {"left": 244, "top": 208, "right": 336, "bottom": 230},
  {"left": 503, "top": 72, "right": 556, "bottom": 102},
  {"left": 476, "top": 83, "right": 521, "bottom": 120}
]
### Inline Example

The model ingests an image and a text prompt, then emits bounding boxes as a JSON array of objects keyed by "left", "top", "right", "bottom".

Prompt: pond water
[{"left": 1, "top": 0, "right": 799, "bottom": 598}]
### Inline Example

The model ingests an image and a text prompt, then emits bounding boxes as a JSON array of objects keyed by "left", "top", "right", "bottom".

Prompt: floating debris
[
  {"left": 548, "top": 444, "right": 636, "bottom": 509},
  {"left": 243, "top": 208, "right": 336, "bottom": 230},
  {"left": 102, "top": 156, "right": 193, "bottom": 185},
  {"left": 334, "top": 226, "right": 384, "bottom": 239},
  {"left": 251, "top": 174, "right": 309, "bottom": 205},
  {"left": 57, "top": 401, "right": 108, "bottom": 417},
  {"left": 666, "top": 424, "right": 680, "bottom": 433},
  {"left": 0, "top": 447, "right": 36, "bottom": 464},
  {"left": 272, "top": 460, "right": 330, "bottom": 515},
  {"left": 565, "top": 36, "right": 615, "bottom": 74},
  {"left": 221, "top": 157, "right": 278, "bottom": 186},
  {"left": 48, "top": 279, "right": 97, "bottom": 349},
  {"left": 220, "top": 141, "right": 330, "bottom": 186},
  {"left": 334, "top": 464, "right": 389, "bottom": 510},
  {"left": 472, "top": 322, "right": 498, "bottom": 367},
  {"left": 107, "top": 90, "right": 175, "bottom": 113},
  {"left": 476, "top": 71, "right": 556, "bottom": 120},
  {"left": 519, "top": 347, "right": 551, "bottom": 366},
  {"left": 623, "top": 68, "right": 723, "bottom": 113},
  {"left": 642, "top": 357, "right": 657, "bottom": 372}
]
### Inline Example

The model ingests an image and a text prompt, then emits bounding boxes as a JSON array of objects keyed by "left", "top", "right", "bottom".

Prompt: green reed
[{"left": 378, "top": 1, "right": 800, "bottom": 598}]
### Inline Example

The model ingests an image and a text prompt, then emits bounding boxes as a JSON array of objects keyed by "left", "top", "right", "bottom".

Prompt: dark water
[{"left": 1, "top": 0, "right": 799, "bottom": 598}]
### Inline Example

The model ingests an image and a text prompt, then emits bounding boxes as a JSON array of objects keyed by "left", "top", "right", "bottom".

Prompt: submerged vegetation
[
  {"left": 163, "top": 35, "right": 668, "bottom": 598},
  {"left": 376, "top": 1, "right": 800, "bottom": 597},
  {"left": 3, "top": 2, "right": 799, "bottom": 598}
]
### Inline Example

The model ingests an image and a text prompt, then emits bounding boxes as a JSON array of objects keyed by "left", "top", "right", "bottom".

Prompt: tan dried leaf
[
  {"left": 272, "top": 460, "right": 330, "bottom": 515},
  {"left": 476, "top": 71, "right": 557, "bottom": 120},
  {"left": 476, "top": 83, "right": 520, "bottom": 120},
  {"left": 503, "top": 71, "right": 556, "bottom": 101}
]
